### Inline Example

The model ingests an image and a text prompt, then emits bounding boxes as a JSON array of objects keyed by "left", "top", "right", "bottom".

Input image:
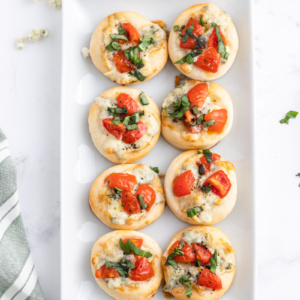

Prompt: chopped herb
[
  {"left": 137, "top": 194, "right": 149, "bottom": 209},
  {"left": 203, "top": 119, "right": 215, "bottom": 128},
  {"left": 112, "top": 116, "right": 120, "bottom": 125},
  {"left": 129, "top": 69, "right": 146, "bottom": 81},
  {"left": 176, "top": 82, "right": 186, "bottom": 88},
  {"left": 118, "top": 26, "right": 126, "bottom": 35},
  {"left": 202, "top": 185, "right": 212, "bottom": 193},
  {"left": 210, "top": 250, "right": 218, "bottom": 273},
  {"left": 181, "top": 25, "right": 186, "bottom": 30},
  {"left": 195, "top": 259, "right": 202, "bottom": 267},
  {"left": 182, "top": 22, "right": 194, "bottom": 43},
  {"left": 198, "top": 164, "right": 205, "bottom": 175},
  {"left": 192, "top": 107, "right": 198, "bottom": 115},
  {"left": 119, "top": 239, "right": 152, "bottom": 258},
  {"left": 130, "top": 112, "right": 140, "bottom": 124},
  {"left": 108, "top": 194, "right": 117, "bottom": 199},
  {"left": 185, "top": 54, "right": 194, "bottom": 64},
  {"left": 131, "top": 55, "right": 144, "bottom": 69},
  {"left": 187, "top": 206, "right": 202, "bottom": 218},
  {"left": 114, "top": 187, "right": 122, "bottom": 194},
  {"left": 151, "top": 166, "right": 159, "bottom": 173},
  {"left": 179, "top": 274, "right": 193, "bottom": 298},
  {"left": 226, "top": 263, "right": 232, "bottom": 270},
  {"left": 125, "top": 124, "right": 138, "bottom": 130},
  {"left": 109, "top": 33, "right": 128, "bottom": 41},
  {"left": 173, "top": 25, "right": 180, "bottom": 32},
  {"left": 197, "top": 151, "right": 201, "bottom": 154},
  {"left": 203, "top": 149, "right": 213, "bottom": 163},
  {"left": 119, "top": 239, "right": 131, "bottom": 254},
  {"left": 164, "top": 241, "right": 185, "bottom": 269},
  {"left": 108, "top": 107, "right": 128, "bottom": 116},
  {"left": 105, "top": 261, "right": 127, "bottom": 277},
  {"left": 200, "top": 16, "right": 205, "bottom": 27},
  {"left": 106, "top": 41, "right": 122, "bottom": 51},
  {"left": 181, "top": 94, "right": 190, "bottom": 107},
  {"left": 296, "top": 173, "right": 300, "bottom": 177},
  {"left": 175, "top": 50, "right": 203, "bottom": 64},
  {"left": 121, "top": 258, "right": 135, "bottom": 269},
  {"left": 211, "top": 22, "right": 229, "bottom": 59},
  {"left": 280, "top": 111, "right": 298, "bottom": 124},
  {"left": 138, "top": 36, "right": 154, "bottom": 52},
  {"left": 139, "top": 92, "right": 149, "bottom": 105},
  {"left": 196, "top": 115, "right": 204, "bottom": 125}
]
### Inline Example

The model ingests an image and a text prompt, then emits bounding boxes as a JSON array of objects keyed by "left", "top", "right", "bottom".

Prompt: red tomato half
[
  {"left": 117, "top": 93, "right": 140, "bottom": 116},
  {"left": 180, "top": 18, "right": 204, "bottom": 49},
  {"left": 102, "top": 118, "right": 126, "bottom": 140},
  {"left": 122, "top": 23, "right": 140, "bottom": 44},
  {"left": 121, "top": 191, "right": 141, "bottom": 215},
  {"left": 197, "top": 153, "right": 221, "bottom": 174},
  {"left": 173, "top": 170, "right": 195, "bottom": 197},
  {"left": 192, "top": 243, "right": 212, "bottom": 265},
  {"left": 113, "top": 51, "right": 136, "bottom": 73},
  {"left": 197, "top": 268, "right": 222, "bottom": 290},
  {"left": 135, "top": 184, "right": 156, "bottom": 212},
  {"left": 105, "top": 173, "right": 137, "bottom": 191},
  {"left": 187, "top": 83, "right": 208, "bottom": 108},
  {"left": 194, "top": 47, "right": 221, "bottom": 73},
  {"left": 122, "top": 239, "right": 143, "bottom": 248},
  {"left": 204, "top": 170, "right": 231, "bottom": 198},
  {"left": 204, "top": 109, "right": 228, "bottom": 133},
  {"left": 208, "top": 26, "right": 227, "bottom": 50},
  {"left": 122, "top": 121, "right": 147, "bottom": 144},
  {"left": 129, "top": 257, "right": 154, "bottom": 281},
  {"left": 95, "top": 265, "right": 120, "bottom": 279},
  {"left": 168, "top": 240, "right": 196, "bottom": 263},
  {"left": 183, "top": 110, "right": 202, "bottom": 134}
]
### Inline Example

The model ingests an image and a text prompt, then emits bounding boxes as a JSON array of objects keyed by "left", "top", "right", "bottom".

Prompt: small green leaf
[
  {"left": 109, "top": 34, "right": 128, "bottom": 41},
  {"left": 126, "top": 124, "right": 139, "bottom": 131},
  {"left": 200, "top": 16, "right": 205, "bottom": 27},
  {"left": 175, "top": 50, "right": 203, "bottom": 65},
  {"left": 114, "top": 187, "right": 122, "bottom": 194},
  {"left": 186, "top": 54, "right": 194, "bottom": 64},
  {"left": 192, "top": 107, "right": 198, "bottom": 115},
  {"left": 108, "top": 194, "right": 117, "bottom": 199},
  {"left": 108, "top": 107, "right": 128, "bottom": 116},
  {"left": 187, "top": 206, "right": 202, "bottom": 218},
  {"left": 179, "top": 274, "right": 193, "bottom": 298},
  {"left": 196, "top": 115, "right": 204, "bottom": 125},
  {"left": 138, "top": 36, "right": 154, "bottom": 52},
  {"left": 203, "top": 149, "right": 213, "bottom": 163},
  {"left": 296, "top": 173, "right": 300, "bottom": 177},
  {"left": 210, "top": 250, "right": 218, "bottom": 274},
  {"left": 151, "top": 166, "right": 159, "bottom": 173},
  {"left": 280, "top": 111, "right": 298, "bottom": 124},
  {"left": 173, "top": 25, "right": 179, "bottom": 32},
  {"left": 137, "top": 194, "right": 149, "bottom": 209},
  {"left": 202, "top": 185, "right": 212, "bottom": 193},
  {"left": 211, "top": 22, "right": 229, "bottom": 59},
  {"left": 195, "top": 259, "right": 202, "bottom": 267},
  {"left": 118, "top": 26, "right": 126, "bottom": 35},
  {"left": 139, "top": 92, "right": 149, "bottom": 105},
  {"left": 106, "top": 41, "right": 122, "bottom": 51},
  {"left": 112, "top": 116, "right": 120, "bottom": 125},
  {"left": 182, "top": 22, "right": 194, "bottom": 43},
  {"left": 197, "top": 151, "right": 201, "bottom": 154},
  {"left": 203, "top": 119, "right": 215, "bottom": 128},
  {"left": 129, "top": 69, "right": 146, "bottom": 82},
  {"left": 119, "top": 239, "right": 131, "bottom": 254},
  {"left": 181, "top": 94, "right": 190, "bottom": 107},
  {"left": 125, "top": 239, "right": 152, "bottom": 258}
]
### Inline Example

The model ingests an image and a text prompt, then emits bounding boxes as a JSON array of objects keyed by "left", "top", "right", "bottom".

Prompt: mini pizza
[
  {"left": 89, "top": 164, "right": 165, "bottom": 230},
  {"left": 162, "top": 226, "right": 235, "bottom": 300},
  {"left": 88, "top": 86, "right": 161, "bottom": 164},
  {"left": 161, "top": 80, "right": 233, "bottom": 150},
  {"left": 168, "top": 3, "right": 239, "bottom": 81},
  {"left": 164, "top": 150, "right": 237, "bottom": 225},
  {"left": 91, "top": 230, "right": 163, "bottom": 300},
  {"left": 90, "top": 11, "right": 168, "bottom": 84}
]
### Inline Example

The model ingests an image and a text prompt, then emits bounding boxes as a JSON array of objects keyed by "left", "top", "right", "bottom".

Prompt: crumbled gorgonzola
[
  {"left": 17, "top": 27, "right": 49, "bottom": 50},
  {"left": 81, "top": 47, "right": 90, "bottom": 59}
]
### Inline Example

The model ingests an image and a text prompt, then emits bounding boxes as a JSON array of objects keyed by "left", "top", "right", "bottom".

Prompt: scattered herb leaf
[
  {"left": 137, "top": 194, "right": 149, "bottom": 209},
  {"left": 280, "top": 111, "right": 298, "bottom": 124},
  {"left": 139, "top": 92, "right": 149, "bottom": 105},
  {"left": 187, "top": 206, "right": 202, "bottom": 218}
]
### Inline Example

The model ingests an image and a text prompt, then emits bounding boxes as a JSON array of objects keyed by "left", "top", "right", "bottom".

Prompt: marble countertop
[{"left": 1, "top": 0, "right": 300, "bottom": 299}]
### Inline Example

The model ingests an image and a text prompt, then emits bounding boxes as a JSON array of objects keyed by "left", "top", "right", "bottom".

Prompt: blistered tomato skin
[
  {"left": 197, "top": 268, "right": 223, "bottom": 290},
  {"left": 135, "top": 184, "right": 156, "bottom": 212},
  {"left": 204, "top": 170, "right": 231, "bottom": 198},
  {"left": 113, "top": 51, "right": 136, "bottom": 73},
  {"left": 122, "top": 121, "right": 148, "bottom": 144},
  {"left": 187, "top": 83, "right": 208, "bottom": 108},
  {"left": 95, "top": 265, "right": 121, "bottom": 279},
  {"left": 121, "top": 191, "right": 141, "bottom": 215},
  {"left": 204, "top": 109, "right": 228, "bottom": 133},
  {"left": 192, "top": 243, "right": 212, "bottom": 265},
  {"left": 102, "top": 118, "right": 126, "bottom": 140},
  {"left": 194, "top": 47, "right": 221, "bottom": 73},
  {"left": 122, "top": 23, "right": 141, "bottom": 44},
  {"left": 129, "top": 257, "right": 154, "bottom": 281},
  {"left": 173, "top": 170, "right": 195, "bottom": 197},
  {"left": 180, "top": 18, "right": 204, "bottom": 49},
  {"left": 117, "top": 93, "right": 140, "bottom": 116},
  {"left": 197, "top": 153, "right": 221, "bottom": 174},
  {"left": 105, "top": 173, "right": 137, "bottom": 191}
]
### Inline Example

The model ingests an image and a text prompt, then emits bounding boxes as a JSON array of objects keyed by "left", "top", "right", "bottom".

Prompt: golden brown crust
[
  {"left": 88, "top": 86, "right": 161, "bottom": 164},
  {"left": 90, "top": 11, "right": 168, "bottom": 85},
  {"left": 168, "top": 3, "right": 239, "bottom": 81},
  {"left": 91, "top": 230, "right": 163, "bottom": 300},
  {"left": 89, "top": 164, "right": 165, "bottom": 230},
  {"left": 162, "top": 226, "right": 236, "bottom": 300},
  {"left": 161, "top": 80, "right": 233, "bottom": 150},
  {"left": 164, "top": 150, "right": 237, "bottom": 225}
]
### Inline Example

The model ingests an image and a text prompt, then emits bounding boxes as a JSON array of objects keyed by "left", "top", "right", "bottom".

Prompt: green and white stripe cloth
[{"left": 0, "top": 130, "right": 44, "bottom": 300}]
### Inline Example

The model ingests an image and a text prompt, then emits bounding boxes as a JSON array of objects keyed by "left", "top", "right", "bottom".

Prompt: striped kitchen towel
[{"left": 0, "top": 130, "right": 45, "bottom": 300}]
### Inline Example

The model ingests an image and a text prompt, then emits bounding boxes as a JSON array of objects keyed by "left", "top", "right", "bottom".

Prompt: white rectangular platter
[{"left": 61, "top": 0, "right": 255, "bottom": 299}]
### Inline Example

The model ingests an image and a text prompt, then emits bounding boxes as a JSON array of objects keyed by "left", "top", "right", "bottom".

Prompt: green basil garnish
[
  {"left": 118, "top": 26, "right": 126, "bottom": 35},
  {"left": 203, "top": 119, "right": 215, "bottom": 128},
  {"left": 173, "top": 25, "right": 179, "bottom": 32},
  {"left": 164, "top": 240, "right": 185, "bottom": 269},
  {"left": 187, "top": 206, "right": 202, "bottom": 218},
  {"left": 112, "top": 117, "right": 121, "bottom": 125},
  {"left": 108, "top": 107, "right": 128, "bottom": 116},
  {"left": 109, "top": 34, "right": 128, "bottom": 41},
  {"left": 196, "top": 115, "right": 204, "bottom": 125},
  {"left": 139, "top": 92, "right": 149, "bottom": 105},
  {"left": 108, "top": 194, "right": 117, "bottom": 199},
  {"left": 192, "top": 107, "right": 198, "bottom": 115},
  {"left": 105, "top": 261, "right": 127, "bottom": 277},
  {"left": 119, "top": 239, "right": 152, "bottom": 258},
  {"left": 210, "top": 250, "right": 218, "bottom": 273},
  {"left": 202, "top": 185, "right": 212, "bottom": 193},
  {"left": 137, "top": 194, "right": 149, "bottom": 209},
  {"left": 175, "top": 50, "right": 203, "bottom": 64},
  {"left": 280, "top": 110, "right": 298, "bottom": 124},
  {"left": 211, "top": 22, "right": 229, "bottom": 59},
  {"left": 151, "top": 166, "right": 159, "bottom": 173},
  {"left": 203, "top": 149, "right": 213, "bottom": 163},
  {"left": 129, "top": 69, "right": 146, "bottom": 81},
  {"left": 182, "top": 22, "right": 194, "bottom": 43},
  {"left": 125, "top": 124, "right": 138, "bottom": 131},
  {"left": 114, "top": 187, "right": 122, "bottom": 194},
  {"left": 106, "top": 41, "right": 122, "bottom": 51},
  {"left": 195, "top": 259, "right": 202, "bottom": 267},
  {"left": 200, "top": 16, "right": 205, "bottom": 27},
  {"left": 179, "top": 274, "right": 193, "bottom": 298},
  {"left": 138, "top": 36, "right": 154, "bottom": 52}
]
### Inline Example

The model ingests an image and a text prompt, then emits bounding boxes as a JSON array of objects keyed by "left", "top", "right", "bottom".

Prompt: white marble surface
[{"left": 1, "top": 0, "right": 300, "bottom": 299}]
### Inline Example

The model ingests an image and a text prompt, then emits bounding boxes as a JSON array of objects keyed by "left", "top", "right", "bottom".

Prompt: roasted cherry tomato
[
  {"left": 113, "top": 51, "right": 136, "bottom": 73},
  {"left": 102, "top": 118, "right": 126, "bottom": 140},
  {"left": 204, "top": 170, "right": 231, "bottom": 198},
  {"left": 180, "top": 18, "right": 204, "bottom": 49},
  {"left": 197, "top": 268, "right": 222, "bottom": 290},
  {"left": 135, "top": 184, "right": 156, "bottom": 212},
  {"left": 122, "top": 23, "right": 140, "bottom": 44},
  {"left": 194, "top": 47, "right": 221, "bottom": 73},
  {"left": 95, "top": 265, "right": 120, "bottom": 279},
  {"left": 204, "top": 109, "right": 228, "bottom": 133},
  {"left": 122, "top": 238, "right": 143, "bottom": 248},
  {"left": 129, "top": 257, "right": 154, "bottom": 281},
  {"left": 105, "top": 173, "right": 137, "bottom": 191},
  {"left": 168, "top": 240, "right": 196, "bottom": 263},
  {"left": 187, "top": 83, "right": 208, "bottom": 108},
  {"left": 121, "top": 191, "right": 141, "bottom": 215},
  {"left": 208, "top": 26, "right": 227, "bottom": 50},
  {"left": 197, "top": 153, "right": 221, "bottom": 174},
  {"left": 184, "top": 110, "right": 202, "bottom": 134},
  {"left": 173, "top": 170, "right": 195, "bottom": 197},
  {"left": 192, "top": 243, "right": 212, "bottom": 265},
  {"left": 117, "top": 93, "right": 140, "bottom": 116},
  {"left": 122, "top": 121, "right": 147, "bottom": 144}
]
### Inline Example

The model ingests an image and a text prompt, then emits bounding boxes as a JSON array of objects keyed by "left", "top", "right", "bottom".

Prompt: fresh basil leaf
[
  {"left": 126, "top": 240, "right": 152, "bottom": 258},
  {"left": 181, "top": 94, "right": 190, "bottom": 107},
  {"left": 137, "top": 194, "right": 149, "bottom": 209},
  {"left": 280, "top": 110, "right": 298, "bottom": 124},
  {"left": 139, "top": 92, "right": 149, "bottom": 105},
  {"left": 179, "top": 274, "right": 193, "bottom": 298},
  {"left": 131, "top": 55, "right": 143, "bottom": 67},
  {"left": 106, "top": 41, "right": 122, "bottom": 51},
  {"left": 164, "top": 256, "right": 178, "bottom": 269},
  {"left": 164, "top": 241, "right": 185, "bottom": 269},
  {"left": 119, "top": 239, "right": 131, "bottom": 254},
  {"left": 126, "top": 124, "right": 139, "bottom": 131},
  {"left": 151, "top": 166, "right": 159, "bottom": 173},
  {"left": 108, "top": 107, "right": 128, "bottom": 116},
  {"left": 182, "top": 22, "right": 194, "bottom": 43},
  {"left": 202, "top": 185, "right": 212, "bottom": 193},
  {"left": 105, "top": 261, "right": 127, "bottom": 277},
  {"left": 181, "top": 25, "right": 186, "bottom": 30},
  {"left": 186, "top": 54, "right": 194, "bottom": 64},
  {"left": 138, "top": 36, "right": 154, "bottom": 52},
  {"left": 203, "top": 149, "right": 213, "bottom": 163},
  {"left": 196, "top": 115, "right": 204, "bottom": 125},
  {"left": 130, "top": 112, "right": 140, "bottom": 124},
  {"left": 139, "top": 110, "right": 145, "bottom": 116},
  {"left": 118, "top": 26, "right": 126, "bottom": 35},
  {"left": 211, "top": 22, "right": 229, "bottom": 59},
  {"left": 197, "top": 151, "right": 201, "bottom": 154},
  {"left": 187, "top": 206, "right": 202, "bottom": 218},
  {"left": 200, "top": 16, "right": 205, "bottom": 27},
  {"left": 203, "top": 119, "right": 215, "bottom": 128},
  {"left": 210, "top": 250, "right": 218, "bottom": 274},
  {"left": 198, "top": 164, "right": 205, "bottom": 175},
  {"left": 109, "top": 34, "right": 128, "bottom": 41},
  {"left": 192, "top": 107, "right": 198, "bottom": 115},
  {"left": 129, "top": 69, "right": 146, "bottom": 81},
  {"left": 176, "top": 82, "right": 186, "bottom": 88},
  {"left": 296, "top": 173, "right": 300, "bottom": 177},
  {"left": 121, "top": 258, "right": 135, "bottom": 269},
  {"left": 175, "top": 50, "right": 203, "bottom": 64},
  {"left": 195, "top": 259, "right": 202, "bottom": 267},
  {"left": 108, "top": 194, "right": 117, "bottom": 199},
  {"left": 112, "top": 116, "right": 120, "bottom": 125},
  {"left": 114, "top": 187, "right": 122, "bottom": 194},
  {"left": 173, "top": 25, "right": 179, "bottom": 32}
]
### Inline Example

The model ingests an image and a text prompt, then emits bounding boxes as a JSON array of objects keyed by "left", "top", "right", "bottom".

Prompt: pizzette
[
  {"left": 91, "top": 230, "right": 163, "bottom": 300},
  {"left": 89, "top": 164, "right": 165, "bottom": 230},
  {"left": 164, "top": 150, "right": 237, "bottom": 225},
  {"left": 168, "top": 3, "right": 239, "bottom": 81},
  {"left": 90, "top": 11, "right": 168, "bottom": 84},
  {"left": 161, "top": 80, "right": 233, "bottom": 150},
  {"left": 88, "top": 86, "right": 161, "bottom": 164},
  {"left": 162, "top": 226, "right": 235, "bottom": 300}
]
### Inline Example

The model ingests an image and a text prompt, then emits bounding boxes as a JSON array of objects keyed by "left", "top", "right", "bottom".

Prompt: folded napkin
[{"left": 0, "top": 130, "right": 45, "bottom": 300}]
